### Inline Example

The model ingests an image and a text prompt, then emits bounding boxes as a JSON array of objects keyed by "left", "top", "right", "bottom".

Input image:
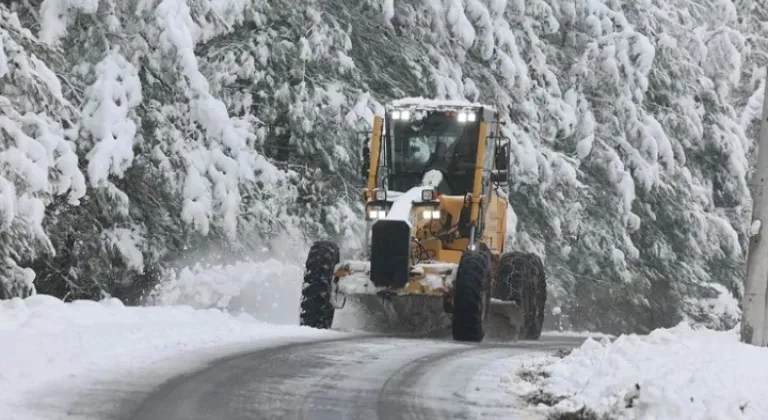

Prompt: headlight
[
  {"left": 367, "top": 206, "right": 387, "bottom": 220},
  {"left": 419, "top": 208, "right": 441, "bottom": 220}
]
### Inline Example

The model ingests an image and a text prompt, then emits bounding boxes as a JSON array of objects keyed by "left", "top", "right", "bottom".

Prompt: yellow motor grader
[{"left": 299, "top": 98, "right": 547, "bottom": 342}]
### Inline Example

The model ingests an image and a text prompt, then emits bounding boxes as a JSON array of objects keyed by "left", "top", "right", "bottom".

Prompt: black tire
[
  {"left": 494, "top": 252, "right": 522, "bottom": 303},
  {"left": 476, "top": 243, "right": 493, "bottom": 319},
  {"left": 452, "top": 250, "right": 490, "bottom": 342},
  {"left": 495, "top": 252, "right": 547, "bottom": 340},
  {"left": 523, "top": 253, "right": 546, "bottom": 340},
  {"left": 525, "top": 263, "right": 547, "bottom": 339},
  {"left": 299, "top": 241, "right": 340, "bottom": 329}
]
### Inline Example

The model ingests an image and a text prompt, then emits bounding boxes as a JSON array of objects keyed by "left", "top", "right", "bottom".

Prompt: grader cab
[{"left": 298, "top": 98, "right": 547, "bottom": 342}]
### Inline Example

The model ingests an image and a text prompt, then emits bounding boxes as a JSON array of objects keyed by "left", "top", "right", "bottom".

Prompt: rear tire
[
  {"left": 496, "top": 252, "right": 547, "bottom": 340},
  {"left": 452, "top": 250, "right": 490, "bottom": 342},
  {"left": 299, "top": 241, "right": 340, "bottom": 329},
  {"left": 524, "top": 259, "right": 547, "bottom": 339}
]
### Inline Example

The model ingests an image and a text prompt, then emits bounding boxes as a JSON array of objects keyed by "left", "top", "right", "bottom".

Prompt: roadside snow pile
[
  {"left": 544, "top": 330, "right": 615, "bottom": 339},
  {"left": 514, "top": 323, "right": 768, "bottom": 419},
  {"left": 0, "top": 294, "right": 342, "bottom": 419}
]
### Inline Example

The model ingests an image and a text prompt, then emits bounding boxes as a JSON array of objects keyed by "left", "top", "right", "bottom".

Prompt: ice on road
[
  {"left": 128, "top": 335, "right": 585, "bottom": 420},
  {"left": 0, "top": 294, "right": 583, "bottom": 420}
]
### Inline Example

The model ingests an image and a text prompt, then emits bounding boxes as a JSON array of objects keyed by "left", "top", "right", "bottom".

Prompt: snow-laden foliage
[
  {"left": 0, "top": 0, "right": 764, "bottom": 333},
  {"left": 2, "top": 0, "right": 368, "bottom": 302},
  {"left": 0, "top": 8, "right": 86, "bottom": 298}
]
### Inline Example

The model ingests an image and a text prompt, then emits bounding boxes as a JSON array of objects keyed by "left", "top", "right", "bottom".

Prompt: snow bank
[
  {"left": 0, "top": 294, "right": 342, "bottom": 418},
  {"left": 516, "top": 323, "right": 768, "bottom": 419},
  {"left": 543, "top": 330, "right": 615, "bottom": 339}
]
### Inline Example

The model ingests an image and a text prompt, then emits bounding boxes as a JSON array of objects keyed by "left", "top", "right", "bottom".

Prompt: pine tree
[
  {"left": 0, "top": 0, "right": 761, "bottom": 335},
  {"left": 0, "top": 5, "right": 86, "bottom": 298}
]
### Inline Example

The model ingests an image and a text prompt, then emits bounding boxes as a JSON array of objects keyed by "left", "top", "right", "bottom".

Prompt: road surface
[{"left": 128, "top": 334, "right": 585, "bottom": 420}]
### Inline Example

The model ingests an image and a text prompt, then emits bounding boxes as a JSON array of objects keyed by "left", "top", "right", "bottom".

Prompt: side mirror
[
  {"left": 362, "top": 144, "right": 370, "bottom": 179},
  {"left": 495, "top": 143, "right": 509, "bottom": 171},
  {"left": 491, "top": 170, "right": 508, "bottom": 185}
]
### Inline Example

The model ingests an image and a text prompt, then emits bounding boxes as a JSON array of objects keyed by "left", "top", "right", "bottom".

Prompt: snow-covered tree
[
  {"left": 0, "top": 6, "right": 86, "bottom": 298},
  {"left": 198, "top": 2, "right": 371, "bottom": 252},
  {"left": 0, "top": 0, "right": 762, "bottom": 334},
  {"left": 540, "top": 0, "right": 751, "bottom": 332}
]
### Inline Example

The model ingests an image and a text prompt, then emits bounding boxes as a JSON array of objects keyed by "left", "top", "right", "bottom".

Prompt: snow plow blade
[
  {"left": 333, "top": 260, "right": 456, "bottom": 296},
  {"left": 331, "top": 260, "right": 524, "bottom": 341},
  {"left": 329, "top": 260, "right": 456, "bottom": 336},
  {"left": 486, "top": 298, "right": 524, "bottom": 341}
]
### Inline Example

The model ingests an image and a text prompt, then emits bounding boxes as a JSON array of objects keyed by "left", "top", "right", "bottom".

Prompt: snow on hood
[
  {"left": 381, "top": 173, "right": 442, "bottom": 224},
  {"left": 383, "top": 185, "right": 433, "bottom": 224},
  {"left": 388, "top": 97, "right": 495, "bottom": 112}
]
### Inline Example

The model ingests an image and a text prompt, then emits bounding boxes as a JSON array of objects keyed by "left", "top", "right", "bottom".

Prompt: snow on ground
[
  {"left": 543, "top": 329, "right": 615, "bottom": 339},
  {"left": 0, "top": 249, "right": 394, "bottom": 419},
  {"left": 5, "top": 246, "right": 754, "bottom": 420},
  {"left": 0, "top": 289, "right": 345, "bottom": 419},
  {"left": 510, "top": 323, "right": 768, "bottom": 419},
  {"left": 466, "top": 352, "right": 556, "bottom": 419}
]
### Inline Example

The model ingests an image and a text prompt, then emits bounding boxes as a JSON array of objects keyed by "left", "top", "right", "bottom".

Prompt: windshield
[{"left": 385, "top": 112, "right": 479, "bottom": 194}]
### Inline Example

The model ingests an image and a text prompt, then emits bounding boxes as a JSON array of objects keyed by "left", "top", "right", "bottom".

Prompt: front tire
[
  {"left": 299, "top": 241, "right": 340, "bottom": 329},
  {"left": 452, "top": 250, "right": 490, "bottom": 342}
]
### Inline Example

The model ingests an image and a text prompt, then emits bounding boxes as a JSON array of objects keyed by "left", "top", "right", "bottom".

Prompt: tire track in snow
[{"left": 128, "top": 335, "right": 583, "bottom": 420}]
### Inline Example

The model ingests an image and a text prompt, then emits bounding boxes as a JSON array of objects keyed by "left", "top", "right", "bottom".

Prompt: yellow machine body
[{"left": 332, "top": 99, "right": 511, "bottom": 306}]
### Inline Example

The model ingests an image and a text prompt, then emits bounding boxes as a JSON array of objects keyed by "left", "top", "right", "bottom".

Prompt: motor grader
[{"left": 298, "top": 98, "right": 547, "bottom": 342}]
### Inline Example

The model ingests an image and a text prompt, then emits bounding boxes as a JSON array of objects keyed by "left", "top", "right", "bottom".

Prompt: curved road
[{"left": 128, "top": 334, "right": 584, "bottom": 420}]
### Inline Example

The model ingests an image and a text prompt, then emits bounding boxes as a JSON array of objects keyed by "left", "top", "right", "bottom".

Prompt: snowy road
[{"left": 128, "top": 334, "right": 585, "bottom": 420}]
